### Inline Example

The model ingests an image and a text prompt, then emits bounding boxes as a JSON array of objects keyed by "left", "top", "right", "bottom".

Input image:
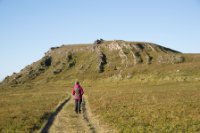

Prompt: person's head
[{"left": 75, "top": 80, "right": 79, "bottom": 85}]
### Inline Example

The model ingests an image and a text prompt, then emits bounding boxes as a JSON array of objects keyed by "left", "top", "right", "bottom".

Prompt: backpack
[{"left": 74, "top": 87, "right": 81, "bottom": 97}]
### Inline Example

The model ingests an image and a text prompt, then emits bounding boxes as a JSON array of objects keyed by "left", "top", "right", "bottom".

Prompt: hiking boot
[{"left": 75, "top": 110, "right": 78, "bottom": 114}]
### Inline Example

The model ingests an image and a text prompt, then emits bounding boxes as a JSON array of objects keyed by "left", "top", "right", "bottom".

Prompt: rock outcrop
[{"left": 98, "top": 52, "right": 107, "bottom": 73}]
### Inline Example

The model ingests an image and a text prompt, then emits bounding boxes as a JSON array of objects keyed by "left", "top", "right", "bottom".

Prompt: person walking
[{"left": 72, "top": 81, "right": 84, "bottom": 114}]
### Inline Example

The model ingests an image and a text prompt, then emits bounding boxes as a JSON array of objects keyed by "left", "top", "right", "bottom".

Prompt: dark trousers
[
  {"left": 75, "top": 99, "right": 80, "bottom": 113},
  {"left": 80, "top": 97, "right": 82, "bottom": 108}
]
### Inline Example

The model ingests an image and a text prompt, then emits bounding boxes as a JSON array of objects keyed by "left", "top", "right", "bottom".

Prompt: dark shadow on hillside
[{"left": 41, "top": 96, "right": 71, "bottom": 133}]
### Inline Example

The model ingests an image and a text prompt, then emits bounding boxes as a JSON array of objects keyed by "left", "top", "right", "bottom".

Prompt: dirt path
[
  {"left": 49, "top": 98, "right": 94, "bottom": 133},
  {"left": 40, "top": 94, "right": 115, "bottom": 133}
]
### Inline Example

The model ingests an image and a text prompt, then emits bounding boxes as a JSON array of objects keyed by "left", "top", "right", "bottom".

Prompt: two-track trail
[
  {"left": 40, "top": 93, "right": 115, "bottom": 133},
  {"left": 48, "top": 98, "right": 91, "bottom": 133},
  {"left": 40, "top": 94, "right": 107, "bottom": 133}
]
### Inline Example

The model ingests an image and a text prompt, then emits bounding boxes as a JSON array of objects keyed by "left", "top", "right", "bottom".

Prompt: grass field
[
  {"left": 1, "top": 78, "right": 200, "bottom": 132},
  {"left": 0, "top": 83, "right": 67, "bottom": 132},
  {"left": 85, "top": 80, "right": 200, "bottom": 132}
]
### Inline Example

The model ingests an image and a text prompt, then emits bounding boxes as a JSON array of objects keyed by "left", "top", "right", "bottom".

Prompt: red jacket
[{"left": 72, "top": 84, "right": 84, "bottom": 100}]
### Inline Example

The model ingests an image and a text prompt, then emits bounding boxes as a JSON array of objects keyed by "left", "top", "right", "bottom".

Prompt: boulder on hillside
[
  {"left": 94, "top": 38, "right": 104, "bottom": 44},
  {"left": 50, "top": 46, "right": 60, "bottom": 50}
]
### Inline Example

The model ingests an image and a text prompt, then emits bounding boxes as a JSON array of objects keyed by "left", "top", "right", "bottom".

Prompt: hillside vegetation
[
  {"left": 0, "top": 40, "right": 200, "bottom": 132},
  {"left": 1, "top": 40, "right": 187, "bottom": 86}
]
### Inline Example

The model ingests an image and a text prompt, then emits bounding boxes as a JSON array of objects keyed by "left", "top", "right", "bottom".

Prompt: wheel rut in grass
[
  {"left": 40, "top": 96, "right": 71, "bottom": 133},
  {"left": 40, "top": 93, "right": 116, "bottom": 133},
  {"left": 41, "top": 94, "right": 98, "bottom": 133}
]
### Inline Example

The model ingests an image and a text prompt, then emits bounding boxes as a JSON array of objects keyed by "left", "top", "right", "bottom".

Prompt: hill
[
  {"left": 1, "top": 40, "right": 200, "bottom": 132},
  {"left": 0, "top": 40, "right": 192, "bottom": 87}
]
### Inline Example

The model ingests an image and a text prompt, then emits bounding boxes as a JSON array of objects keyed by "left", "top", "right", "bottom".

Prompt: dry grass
[
  {"left": 1, "top": 78, "right": 200, "bottom": 132},
  {"left": 0, "top": 83, "right": 67, "bottom": 132},
  {"left": 85, "top": 80, "right": 200, "bottom": 132}
]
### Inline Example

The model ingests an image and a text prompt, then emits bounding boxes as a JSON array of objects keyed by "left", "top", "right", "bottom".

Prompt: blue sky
[{"left": 0, "top": 0, "right": 200, "bottom": 81}]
